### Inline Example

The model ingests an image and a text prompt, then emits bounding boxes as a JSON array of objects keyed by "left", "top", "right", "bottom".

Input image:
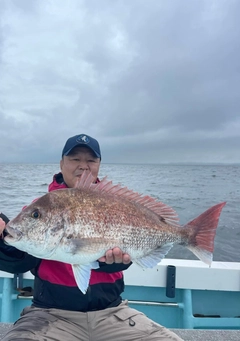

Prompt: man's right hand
[{"left": 0, "top": 218, "right": 6, "bottom": 236}]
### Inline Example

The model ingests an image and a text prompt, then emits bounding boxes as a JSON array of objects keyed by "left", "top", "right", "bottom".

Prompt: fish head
[{"left": 4, "top": 191, "right": 67, "bottom": 259}]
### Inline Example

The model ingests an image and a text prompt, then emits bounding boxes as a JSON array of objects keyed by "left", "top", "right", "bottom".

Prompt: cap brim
[{"left": 63, "top": 145, "right": 101, "bottom": 158}]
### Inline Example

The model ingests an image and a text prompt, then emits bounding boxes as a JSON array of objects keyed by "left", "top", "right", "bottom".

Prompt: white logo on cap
[{"left": 76, "top": 135, "right": 89, "bottom": 144}]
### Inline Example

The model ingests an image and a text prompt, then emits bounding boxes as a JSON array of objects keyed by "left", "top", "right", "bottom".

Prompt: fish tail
[{"left": 183, "top": 202, "right": 226, "bottom": 266}]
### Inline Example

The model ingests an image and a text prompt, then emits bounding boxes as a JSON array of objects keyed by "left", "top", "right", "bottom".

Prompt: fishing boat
[{"left": 0, "top": 258, "right": 239, "bottom": 340}]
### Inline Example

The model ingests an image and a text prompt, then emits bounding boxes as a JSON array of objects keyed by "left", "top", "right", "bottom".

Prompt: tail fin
[{"left": 184, "top": 202, "right": 226, "bottom": 266}]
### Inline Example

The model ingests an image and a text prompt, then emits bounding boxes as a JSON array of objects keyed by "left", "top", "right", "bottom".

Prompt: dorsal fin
[{"left": 75, "top": 171, "right": 179, "bottom": 226}]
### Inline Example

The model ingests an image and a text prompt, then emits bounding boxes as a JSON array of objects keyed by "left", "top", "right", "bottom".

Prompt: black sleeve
[
  {"left": 0, "top": 239, "right": 41, "bottom": 273},
  {"left": 96, "top": 261, "right": 132, "bottom": 273}
]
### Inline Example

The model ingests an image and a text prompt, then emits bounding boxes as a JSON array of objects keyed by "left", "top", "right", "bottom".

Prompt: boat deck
[{"left": 0, "top": 323, "right": 239, "bottom": 340}]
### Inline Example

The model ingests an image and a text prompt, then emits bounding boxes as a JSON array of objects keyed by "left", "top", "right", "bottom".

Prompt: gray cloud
[{"left": 0, "top": 0, "right": 240, "bottom": 164}]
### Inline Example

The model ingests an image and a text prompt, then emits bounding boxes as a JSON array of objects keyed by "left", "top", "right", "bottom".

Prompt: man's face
[{"left": 60, "top": 146, "right": 101, "bottom": 188}]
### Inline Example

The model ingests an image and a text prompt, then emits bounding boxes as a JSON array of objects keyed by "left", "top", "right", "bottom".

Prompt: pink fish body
[{"left": 4, "top": 172, "right": 226, "bottom": 293}]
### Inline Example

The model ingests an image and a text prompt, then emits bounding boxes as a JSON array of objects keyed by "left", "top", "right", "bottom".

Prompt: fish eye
[{"left": 31, "top": 210, "right": 40, "bottom": 219}]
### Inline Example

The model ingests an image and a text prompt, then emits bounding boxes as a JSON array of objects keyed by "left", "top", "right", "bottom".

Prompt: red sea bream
[{"left": 4, "top": 172, "right": 226, "bottom": 294}]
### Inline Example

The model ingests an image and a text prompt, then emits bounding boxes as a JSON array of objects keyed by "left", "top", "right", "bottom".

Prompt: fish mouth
[{"left": 4, "top": 226, "right": 23, "bottom": 243}]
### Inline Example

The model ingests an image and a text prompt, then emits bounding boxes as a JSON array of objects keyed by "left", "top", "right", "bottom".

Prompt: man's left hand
[{"left": 98, "top": 247, "right": 131, "bottom": 264}]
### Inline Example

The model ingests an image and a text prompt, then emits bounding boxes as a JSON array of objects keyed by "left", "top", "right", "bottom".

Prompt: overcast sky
[{"left": 0, "top": 0, "right": 240, "bottom": 164}]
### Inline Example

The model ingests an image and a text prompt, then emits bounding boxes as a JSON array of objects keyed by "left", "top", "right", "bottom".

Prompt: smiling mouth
[{"left": 76, "top": 173, "right": 86, "bottom": 177}]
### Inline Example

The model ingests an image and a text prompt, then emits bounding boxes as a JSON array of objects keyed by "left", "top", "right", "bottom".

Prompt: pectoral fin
[
  {"left": 134, "top": 243, "right": 174, "bottom": 268},
  {"left": 72, "top": 261, "right": 99, "bottom": 294}
]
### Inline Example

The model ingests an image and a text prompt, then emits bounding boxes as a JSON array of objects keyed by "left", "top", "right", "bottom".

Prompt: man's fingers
[
  {"left": 0, "top": 218, "right": 6, "bottom": 235},
  {"left": 105, "top": 250, "right": 114, "bottom": 264},
  {"left": 122, "top": 253, "right": 131, "bottom": 264},
  {"left": 98, "top": 248, "right": 131, "bottom": 264},
  {"left": 111, "top": 247, "right": 123, "bottom": 263}
]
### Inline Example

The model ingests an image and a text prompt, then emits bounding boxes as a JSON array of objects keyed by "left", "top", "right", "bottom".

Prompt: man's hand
[{"left": 98, "top": 247, "right": 131, "bottom": 264}]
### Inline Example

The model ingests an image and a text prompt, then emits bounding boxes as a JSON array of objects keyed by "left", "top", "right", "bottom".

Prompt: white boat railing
[{"left": 0, "top": 259, "right": 239, "bottom": 329}]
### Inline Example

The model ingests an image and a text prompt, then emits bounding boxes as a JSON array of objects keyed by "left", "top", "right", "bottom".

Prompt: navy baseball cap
[{"left": 62, "top": 134, "right": 101, "bottom": 159}]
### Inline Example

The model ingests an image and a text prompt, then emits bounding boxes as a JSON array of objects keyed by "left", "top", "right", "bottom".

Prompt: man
[{"left": 0, "top": 133, "right": 182, "bottom": 341}]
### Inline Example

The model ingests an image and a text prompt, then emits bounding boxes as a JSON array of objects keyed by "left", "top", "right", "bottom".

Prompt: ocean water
[{"left": 0, "top": 163, "right": 239, "bottom": 262}]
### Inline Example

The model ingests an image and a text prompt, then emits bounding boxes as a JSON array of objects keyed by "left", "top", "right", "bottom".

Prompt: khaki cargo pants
[{"left": 2, "top": 301, "right": 183, "bottom": 341}]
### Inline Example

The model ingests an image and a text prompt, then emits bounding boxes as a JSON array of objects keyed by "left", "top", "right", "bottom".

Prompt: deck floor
[{"left": 0, "top": 323, "right": 239, "bottom": 340}]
